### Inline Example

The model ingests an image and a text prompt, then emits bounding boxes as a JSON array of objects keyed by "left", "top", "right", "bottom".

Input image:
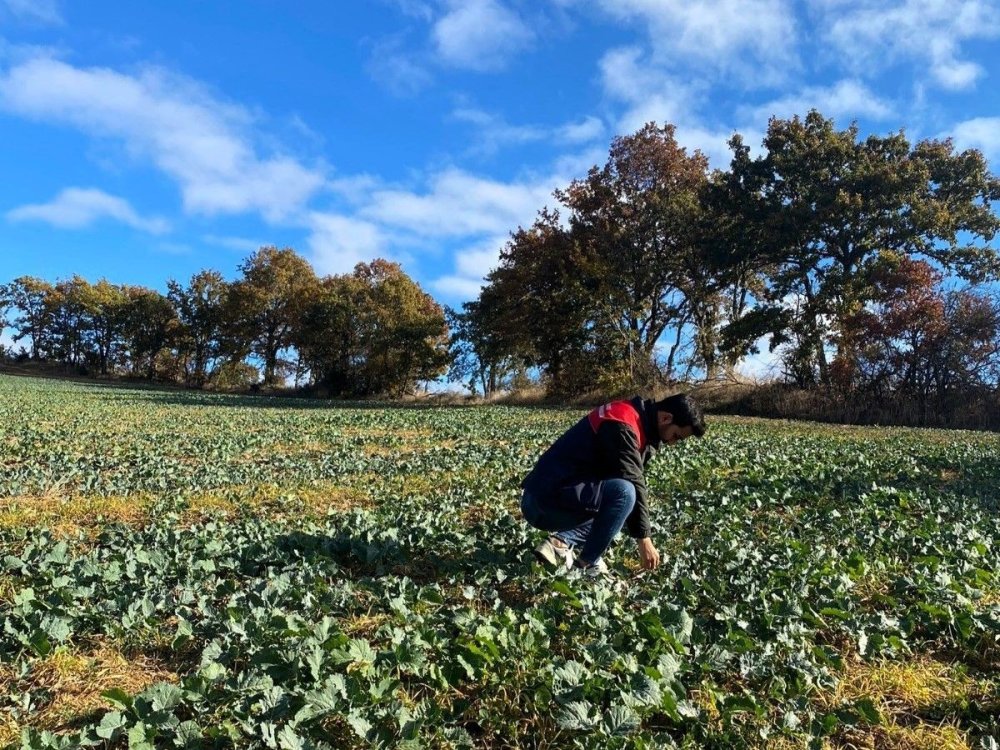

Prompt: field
[{"left": 1, "top": 374, "right": 998, "bottom": 750}]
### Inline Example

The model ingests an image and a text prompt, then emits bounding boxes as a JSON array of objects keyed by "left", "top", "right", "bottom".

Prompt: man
[{"left": 520, "top": 393, "right": 705, "bottom": 576}]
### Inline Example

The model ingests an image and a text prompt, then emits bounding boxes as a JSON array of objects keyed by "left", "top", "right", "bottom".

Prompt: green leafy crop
[{"left": 1, "top": 375, "right": 998, "bottom": 749}]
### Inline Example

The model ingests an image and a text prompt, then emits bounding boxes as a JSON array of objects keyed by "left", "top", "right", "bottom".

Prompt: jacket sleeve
[{"left": 595, "top": 421, "right": 651, "bottom": 539}]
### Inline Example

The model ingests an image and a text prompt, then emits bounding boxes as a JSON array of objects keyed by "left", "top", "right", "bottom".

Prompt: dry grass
[
  {"left": 0, "top": 482, "right": 374, "bottom": 540},
  {"left": 822, "top": 656, "right": 974, "bottom": 714},
  {"left": 814, "top": 655, "right": 985, "bottom": 750},
  {"left": 835, "top": 721, "right": 972, "bottom": 750},
  {"left": 0, "top": 643, "right": 178, "bottom": 744},
  {"left": 180, "top": 483, "right": 372, "bottom": 524},
  {"left": 977, "top": 587, "right": 1000, "bottom": 607},
  {"left": 0, "top": 574, "right": 16, "bottom": 605},
  {"left": 362, "top": 437, "right": 459, "bottom": 457},
  {"left": 342, "top": 613, "right": 391, "bottom": 638},
  {"left": 0, "top": 491, "right": 154, "bottom": 538}
]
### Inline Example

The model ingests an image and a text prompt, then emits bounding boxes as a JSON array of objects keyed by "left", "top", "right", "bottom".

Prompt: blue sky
[{"left": 1, "top": 0, "right": 999, "bottom": 374}]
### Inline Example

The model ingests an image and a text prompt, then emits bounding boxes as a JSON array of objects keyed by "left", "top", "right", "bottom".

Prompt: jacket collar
[{"left": 630, "top": 395, "right": 662, "bottom": 451}]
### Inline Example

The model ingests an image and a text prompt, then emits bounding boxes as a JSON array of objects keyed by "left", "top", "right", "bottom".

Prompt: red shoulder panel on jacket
[{"left": 587, "top": 401, "right": 646, "bottom": 451}]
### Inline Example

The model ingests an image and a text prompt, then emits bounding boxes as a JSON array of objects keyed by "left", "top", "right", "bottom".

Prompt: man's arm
[
  {"left": 595, "top": 421, "right": 651, "bottom": 539},
  {"left": 595, "top": 421, "right": 660, "bottom": 569}
]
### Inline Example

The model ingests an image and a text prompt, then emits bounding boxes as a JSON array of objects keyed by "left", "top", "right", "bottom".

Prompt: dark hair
[{"left": 654, "top": 393, "right": 706, "bottom": 437}]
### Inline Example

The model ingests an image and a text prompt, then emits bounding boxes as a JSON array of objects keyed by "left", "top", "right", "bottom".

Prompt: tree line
[
  {"left": 449, "top": 111, "right": 1000, "bottom": 423},
  {"left": 3, "top": 110, "right": 999, "bottom": 418},
  {"left": 0, "top": 251, "right": 449, "bottom": 397}
]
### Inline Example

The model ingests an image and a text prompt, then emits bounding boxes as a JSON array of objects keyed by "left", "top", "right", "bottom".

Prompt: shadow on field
[{"left": 270, "top": 531, "right": 531, "bottom": 587}]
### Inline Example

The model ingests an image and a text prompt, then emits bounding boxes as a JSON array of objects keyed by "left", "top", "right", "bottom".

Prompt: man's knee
[
  {"left": 602, "top": 478, "right": 636, "bottom": 512},
  {"left": 520, "top": 491, "right": 543, "bottom": 528}
]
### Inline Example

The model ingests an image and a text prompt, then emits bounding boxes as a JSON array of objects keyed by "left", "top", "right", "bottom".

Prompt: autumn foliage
[{"left": 0, "top": 249, "right": 448, "bottom": 398}]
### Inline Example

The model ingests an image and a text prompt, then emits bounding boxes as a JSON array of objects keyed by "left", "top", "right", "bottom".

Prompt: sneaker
[
  {"left": 574, "top": 557, "right": 609, "bottom": 578},
  {"left": 534, "top": 536, "right": 575, "bottom": 570}
]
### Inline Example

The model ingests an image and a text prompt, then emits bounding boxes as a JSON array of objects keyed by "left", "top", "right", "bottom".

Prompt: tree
[
  {"left": 296, "top": 260, "right": 448, "bottom": 397},
  {"left": 556, "top": 122, "right": 710, "bottom": 386},
  {"left": 121, "top": 287, "right": 178, "bottom": 379},
  {"left": 295, "top": 274, "right": 364, "bottom": 395},
  {"left": 48, "top": 276, "right": 93, "bottom": 368},
  {"left": 3, "top": 276, "right": 55, "bottom": 360},
  {"left": 480, "top": 208, "right": 594, "bottom": 394},
  {"left": 834, "top": 254, "right": 1000, "bottom": 422},
  {"left": 167, "top": 270, "right": 230, "bottom": 387},
  {"left": 353, "top": 260, "right": 449, "bottom": 397},
  {"left": 468, "top": 124, "right": 714, "bottom": 395},
  {"left": 81, "top": 279, "right": 129, "bottom": 375},
  {"left": 445, "top": 301, "right": 522, "bottom": 397},
  {"left": 229, "top": 247, "right": 319, "bottom": 387},
  {"left": 728, "top": 111, "right": 1000, "bottom": 385}
]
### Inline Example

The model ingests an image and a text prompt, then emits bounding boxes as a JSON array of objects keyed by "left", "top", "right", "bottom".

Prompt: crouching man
[{"left": 520, "top": 393, "right": 705, "bottom": 576}]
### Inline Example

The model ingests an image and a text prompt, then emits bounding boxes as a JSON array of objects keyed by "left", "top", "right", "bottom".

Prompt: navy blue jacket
[{"left": 521, "top": 396, "right": 662, "bottom": 538}]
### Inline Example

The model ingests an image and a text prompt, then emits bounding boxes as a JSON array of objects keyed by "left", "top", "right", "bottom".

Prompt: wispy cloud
[
  {"left": 1, "top": 0, "right": 63, "bottom": 25},
  {"left": 587, "top": 0, "right": 800, "bottom": 85},
  {"left": 386, "top": 0, "right": 436, "bottom": 21},
  {"left": 156, "top": 241, "right": 192, "bottom": 255},
  {"left": 817, "top": 0, "right": 1000, "bottom": 91},
  {"left": 598, "top": 46, "right": 740, "bottom": 167},
  {"left": 744, "top": 79, "right": 896, "bottom": 124},
  {"left": 452, "top": 107, "right": 605, "bottom": 154},
  {"left": 363, "top": 167, "right": 554, "bottom": 237},
  {"left": 432, "top": 0, "right": 534, "bottom": 71},
  {"left": 201, "top": 234, "right": 264, "bottom": 253},
  {"left": 600, "top": 47, "right": 699, "bottom": 131},
  {"left": 430, "top": 234, "right": 506, "bottom": 299},
  {"left": 0, "top": 57, "right": 325, "bottom": 222},
  {"left": 306, "top": 212, "right": 390, "bottom": 276},
  {"left": 951, "top": 116, "right": 1000, "bottom": 162},
  {"left": 6, "top": 187, "right": 170, "bottom": 233},
  {"left": 366, "top": 36, "right": 434, "bottom": 96}
]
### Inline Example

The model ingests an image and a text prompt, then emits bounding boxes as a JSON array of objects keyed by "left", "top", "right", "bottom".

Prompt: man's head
[{"left": 654, "top": 393, "right": 706, "bottom": 446}]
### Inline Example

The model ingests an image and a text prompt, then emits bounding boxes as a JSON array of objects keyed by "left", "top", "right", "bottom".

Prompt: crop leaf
[
  {"left": 556, "top": 701, "right": 594, "bottom": 730},
  {"left": 602, "top": 705, "right": 641, "bottom": 735}
]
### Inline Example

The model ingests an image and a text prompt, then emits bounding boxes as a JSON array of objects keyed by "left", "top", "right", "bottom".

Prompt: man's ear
[{"left": 658, "top": 411, "right": 674, "bottom": 426}]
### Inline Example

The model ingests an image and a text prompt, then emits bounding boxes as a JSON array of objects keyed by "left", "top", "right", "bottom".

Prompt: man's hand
[{"left": 637, "top": 537, "right": 660, "bottom": 570}]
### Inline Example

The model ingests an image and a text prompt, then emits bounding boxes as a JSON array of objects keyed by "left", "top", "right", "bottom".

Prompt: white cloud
[
  {"left": 0, "top": 57, "right": 325, "bottom": 222},
  {"left": 306, "top": 212, "right": 390, "bottom": 276},
  {"left": 549, "top": 146, "right": 609, "bottom": 183},
  {"left": 363, "top": 168, "right": 554, "bottom": 237},
  {"left": 452, "top": 108, "right": 605, "bottom": 154},
  {"left": 589, "top": 0, "right": 799, "bottom": 83},
  {"left": 433, "top": 0, "right": 534, "bottom": 71},
  {"left": 818, "top": 0, "right": 1000, "bottom": 91},
  {"left": 156, "top": 242, "right": 192, "bottom": 255},
  {"left": 431, "top": 234, "right": 506, "bottom": 299},
  {"left": 388, "top": 0, "right": 436, "bottom": 21},
  {"left": 432, "top": 274, "right": 489, "bottom": 299},
  {"left": 367, "top": 37, "right": 434, "bottom": 96},
  {"left": 951, "top": 116, "right": 1000, "bottom": 162},
  {"left": 559, "top": 116, "right": 605, "bottom": 144},
  {"left": 744, "top": 79, "right": 895, "bottom": 124},
  {"left": 599, "top": 47, "right": 743, "bottom": 168},
  {"left": 6, "top": 187, "right": 170, "bottom": 233},
  {"left": 735, "top": 343, "right": 783, "bottom": 382},
  {"left": 1, "top": 0, "right": 62, "bottom": 24},
  {"left": 202, "top": 235, "right": 264, "bottom": 253},
  {"left": 600, "top": 47, "right": 698, "bottom": 132},
  {"left": 453, "top": 107, "right": 546, "bottom": 152}
]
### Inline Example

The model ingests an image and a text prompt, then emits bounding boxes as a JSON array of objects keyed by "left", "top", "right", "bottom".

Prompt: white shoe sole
[{"left": 533, "top": 538, "right": 574, "bottom": 569}]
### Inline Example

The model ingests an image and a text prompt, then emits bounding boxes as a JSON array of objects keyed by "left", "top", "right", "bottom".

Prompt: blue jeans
[{"left": 520, "top": 478, "right": 637, "bottom": 566}]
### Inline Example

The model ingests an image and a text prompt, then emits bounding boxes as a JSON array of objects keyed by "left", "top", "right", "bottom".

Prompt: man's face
[{"left": 657, "top": 411, "right": 693, "bottom": 446}]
